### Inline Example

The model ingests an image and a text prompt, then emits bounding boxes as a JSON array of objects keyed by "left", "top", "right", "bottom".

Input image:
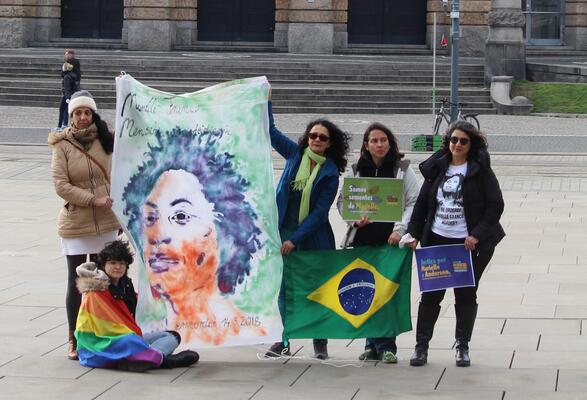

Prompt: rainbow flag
[{"left": 75, "top": 290, "right": 163, "bottom": 368}]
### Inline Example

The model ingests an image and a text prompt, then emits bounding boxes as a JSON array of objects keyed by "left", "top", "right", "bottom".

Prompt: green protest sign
[{"left": 341, "top": 177, "right": 404, "bottom": 222}]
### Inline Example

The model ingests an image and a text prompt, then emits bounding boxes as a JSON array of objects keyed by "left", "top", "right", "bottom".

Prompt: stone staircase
[
  {"left": 526, "top": 45, "right": 587, "bottom": 57},
  {"left": 0, "top": 49, "right": 494, "bottom": 114}
]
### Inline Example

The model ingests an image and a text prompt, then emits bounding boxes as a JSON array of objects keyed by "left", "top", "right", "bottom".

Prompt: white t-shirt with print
[{"left": 431, "top": 163, "right": 469, "bottom": 238}]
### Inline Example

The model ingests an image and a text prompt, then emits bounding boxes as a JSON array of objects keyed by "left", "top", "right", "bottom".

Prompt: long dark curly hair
[
  {"left": 442, "top": 120, "right": 488, "bottom": 161},
  {"left": 297, "top": 119, "right": 350, "bottom": 173}
]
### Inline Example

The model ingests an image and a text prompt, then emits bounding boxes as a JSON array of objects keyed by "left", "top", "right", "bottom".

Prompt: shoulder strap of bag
[{"left": 64, "top": 139, "right": 110, "bottom": 185}]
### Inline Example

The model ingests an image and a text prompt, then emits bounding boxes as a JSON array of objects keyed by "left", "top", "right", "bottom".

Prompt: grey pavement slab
[
  {"left": 291, "top": 363, "right": 444, "bottom": 391},
  {"left": 356, "top": 390, "right": 504, "bottom": 400},
  {"left": 539, "top": 336, "right": 587, "bottom": 352},
  {"left": 0, "top": 355, "right": 88, "bottom": 379},
  {"left": 504, "top": 392, "right": 587, "bottom": 399},
  {"left": 555, "top": 306, "right": 587, "bottom": 319},
  {"left": 502, "top": 319, "right": 580, "bottom": 336},
  {"left": 253, "top": 386, "right": 357, "bottom": 400},
  {"left": 0, "top": 377, "right": 116, "bottom": 400},
  {"left": 512, "top": 351, "right": 587, "bottom": 370},
  {"left": 173, "top": 361, "right": 310, "bottom": 386},
  {"left": 557, "top": 369, "right": 587, "bottom": 392},
  {"left": 437, "top": 368, "right": 557, "bottom": 392},
  {"left": 100, "top": 381, "right": 262, "bottom": 400}
]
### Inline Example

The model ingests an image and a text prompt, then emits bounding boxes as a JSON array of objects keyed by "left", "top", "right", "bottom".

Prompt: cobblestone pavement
[{"left": 1, "top": 143, "right": 587, "bottom": 399}]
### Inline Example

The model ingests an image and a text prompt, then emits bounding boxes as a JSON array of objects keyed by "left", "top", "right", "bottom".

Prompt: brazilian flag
[{"left": 283, "top": 245, "right": 412, "bottom": 339}]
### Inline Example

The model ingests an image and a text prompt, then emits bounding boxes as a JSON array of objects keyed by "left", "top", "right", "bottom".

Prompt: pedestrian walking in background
[
  {"left": 63, "top": 49, "right": 81, "bottom": 87},
  {"left": 406, "top": 120, "right": 505, "bottom": 367},
  {"left": 56, "top": 69, "right": 77, "bottom": 129},
  {"left": 264, "top": 91, "right": 350, "bottom": 360},
  {"left": 57, "top": 49, "right": 82, "bottom": 129},
  {"left": 337, "top": 122, "right": 420, "bottom": 364},
  {"left": 48, "top": 90, "right": 120, "bottom": 360}
]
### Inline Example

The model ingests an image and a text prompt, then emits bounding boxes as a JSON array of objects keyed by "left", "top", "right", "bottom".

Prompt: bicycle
[{"left": 432, "top": 97, "right": 480, "bottom": 135}]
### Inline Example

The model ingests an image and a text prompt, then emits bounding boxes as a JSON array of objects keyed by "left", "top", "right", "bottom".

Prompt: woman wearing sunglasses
[
  {"left": 264, "top": 92, "right": 350, "bottom": 360},
  {"left": 337, "top": 122, "right": 420, "bottom": 364},
  {"left": 405, "top": 120, "right": 505, "bottom": 367}
]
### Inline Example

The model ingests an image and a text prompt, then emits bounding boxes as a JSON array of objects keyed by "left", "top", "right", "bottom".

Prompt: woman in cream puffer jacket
[{"left": 48, "top": 90, "right": 120, "bottom": 360}]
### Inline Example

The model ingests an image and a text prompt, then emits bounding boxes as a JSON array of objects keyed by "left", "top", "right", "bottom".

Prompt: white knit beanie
[{"left": 68, "top": 90, "right": 98, "bottom": 116}]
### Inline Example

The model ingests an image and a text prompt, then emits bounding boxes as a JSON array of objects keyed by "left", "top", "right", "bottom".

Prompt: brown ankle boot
[{"left": 67, "top": 330, "right": 78, "bottom": 360}]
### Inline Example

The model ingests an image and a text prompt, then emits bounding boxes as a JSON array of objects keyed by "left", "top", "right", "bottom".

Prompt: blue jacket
[{"left": 268, "top": 102, "right": 339, "bottom": 250}]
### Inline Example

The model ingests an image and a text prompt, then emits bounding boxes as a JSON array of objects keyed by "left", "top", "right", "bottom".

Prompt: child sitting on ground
[{"left": 75, "top": 240, "right": 199, "bottom": 372}]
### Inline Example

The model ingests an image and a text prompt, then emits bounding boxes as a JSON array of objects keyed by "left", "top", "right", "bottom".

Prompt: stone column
[
  {"left": 485, "top": 0, "right": 526, "bottom": 83},
  {"left": 277, "top": 0, "right": 346, "bottom": 54},
  {"left": 566, "top": 0, "right": 587, "bottom": 50},
  {"left": 125, "top": 0, "right": 196, "bottom": 50}
]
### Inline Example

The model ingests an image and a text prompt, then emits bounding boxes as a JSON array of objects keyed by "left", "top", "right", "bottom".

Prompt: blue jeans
[
  {"left": 143, "top": 331, "right": 179, "bottom": 356},
  {"left": 366, "top": 337, "right": 397, "bottom": 354}
]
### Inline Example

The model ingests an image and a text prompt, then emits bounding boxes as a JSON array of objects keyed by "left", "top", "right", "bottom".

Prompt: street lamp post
[{"left": 449, "top": 0, "right": 460, "bottom": 121}]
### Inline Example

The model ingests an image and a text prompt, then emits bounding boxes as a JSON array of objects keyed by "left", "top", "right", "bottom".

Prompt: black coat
[
  {"left": 63, "top": 57, "right": 82, "bottom": 83},
  {"left": 109, "top": 275, "right": 137, "bottom": 317},
  {"left": 62, "top": 72, "right": 76, "bottom": 100},
  {"left": 407, "top": 148, "right": 505, "bottom": 251}
]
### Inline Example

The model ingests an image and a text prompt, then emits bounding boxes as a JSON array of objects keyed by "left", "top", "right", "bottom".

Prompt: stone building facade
[{"left": 0, "top": 0, "right": 586, "bottom": 55}]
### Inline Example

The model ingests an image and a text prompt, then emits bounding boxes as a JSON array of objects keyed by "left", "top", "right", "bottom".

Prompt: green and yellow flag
[{"left": 284, "top": 245, "right": 412, "bottom": 339}]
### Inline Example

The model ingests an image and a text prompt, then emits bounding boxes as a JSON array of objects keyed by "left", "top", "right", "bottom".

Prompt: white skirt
[{"left": 61, "top": 230, "right": 118, "bottom": 256}]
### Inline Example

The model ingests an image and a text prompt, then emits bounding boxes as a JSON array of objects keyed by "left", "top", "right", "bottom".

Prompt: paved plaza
[
  {"left": 2, "top": 105, "right": 587, "bottom": 153},
  {"left": 0, "top": 117, "right": 586, "bottom": 398}
]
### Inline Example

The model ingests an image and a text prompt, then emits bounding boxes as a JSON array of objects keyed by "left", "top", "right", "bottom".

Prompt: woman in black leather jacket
[{"left": 406, "top": 120, "right": 505, "bottom": 367}]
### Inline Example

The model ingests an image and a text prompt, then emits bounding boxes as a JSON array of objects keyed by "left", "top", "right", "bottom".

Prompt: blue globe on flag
[{"left": 337, "top": 268, "right": 376, "bottom": 315}]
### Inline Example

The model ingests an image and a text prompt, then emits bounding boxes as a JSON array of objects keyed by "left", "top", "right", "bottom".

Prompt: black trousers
[
  {"left": 420, "top": 232, "right": 494, "bottom": 308},
  {"left": 66, "top": 254, "right": 97, "bottom": 331}
]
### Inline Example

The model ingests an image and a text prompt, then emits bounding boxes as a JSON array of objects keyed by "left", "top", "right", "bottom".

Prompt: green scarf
[{"left": 292, "top": 147, "right": 326, "bottom": 223}]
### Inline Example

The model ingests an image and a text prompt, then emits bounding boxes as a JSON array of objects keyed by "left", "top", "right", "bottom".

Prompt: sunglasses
[
  {"left": 308, "top": 133, "right": 330, "bottom": 142},
  {"left": 450, "top": 136, "right": 470, "bottom": 145}
]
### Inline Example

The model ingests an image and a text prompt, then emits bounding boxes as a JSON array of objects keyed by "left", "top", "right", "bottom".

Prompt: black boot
[
  {"left": 265, "top": 341, "right": 291, "bottom": 358},
  {"left": 313, "top": 339, "right": 328, "bottom": 360},
  {"left": 410, "top": 303, "right": 441, "bottom": 366},
  {"left": 160, "top": 350, "right": 199, "bottom": 369},
  {"left": 455, "top": 341, "right": 470, "bottom": 367},
  {"left": 454, "top": 304, "right": 477, "bottom": 367}
]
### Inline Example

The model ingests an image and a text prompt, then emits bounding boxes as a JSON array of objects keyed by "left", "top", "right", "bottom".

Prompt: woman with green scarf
[{"left": 264, "top": 99, "right": 350, "bottom": 360}]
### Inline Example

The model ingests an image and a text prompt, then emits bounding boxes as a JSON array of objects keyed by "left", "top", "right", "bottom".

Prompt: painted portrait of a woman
[{"left": 123, "top": 127, "right": 267, "bottom": 346}]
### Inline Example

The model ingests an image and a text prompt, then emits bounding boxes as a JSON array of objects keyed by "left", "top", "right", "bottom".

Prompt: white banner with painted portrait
[{"left": 111, "top": 75, "right": 283, "bottom": 348}]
